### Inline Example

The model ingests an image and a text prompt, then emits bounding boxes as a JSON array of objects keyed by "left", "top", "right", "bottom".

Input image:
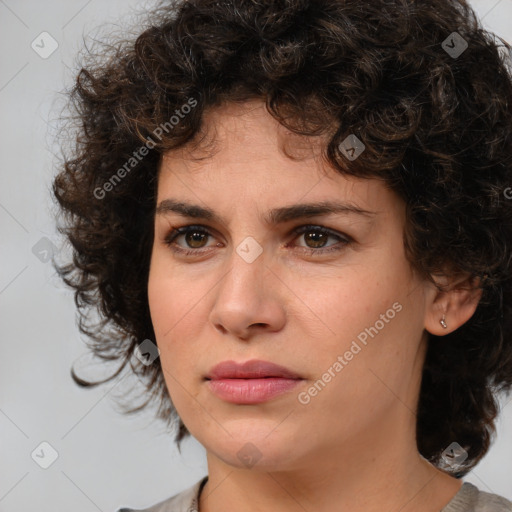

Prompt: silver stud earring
[{"left": 440, "top": 314, "right": 447, "bottom": 329}]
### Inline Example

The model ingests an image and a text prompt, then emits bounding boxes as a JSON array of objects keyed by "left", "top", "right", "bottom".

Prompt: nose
[{"left": 208, "top": 243, "right": 287, "bottom": 341}]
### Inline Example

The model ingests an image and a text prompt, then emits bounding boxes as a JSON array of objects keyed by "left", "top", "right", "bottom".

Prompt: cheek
[
  {"left": 298, "top": 257, "right": 418, "bottom": 394},
  {"left": 148, "top": 255, "right": 202, "bottom": 340},
  {"left": 148, "top": 273, "right": 202, "bottom": 409},
  {"left": 147, "top": 255, "right": 216, "bottom": 383},
  {"left": 297, "top": 266, "right": 399, "bottom": 342}
]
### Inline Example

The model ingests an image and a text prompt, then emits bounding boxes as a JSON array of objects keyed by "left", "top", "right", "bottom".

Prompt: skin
[{"left": 147, "top": 100, "right": 483, "bottom": 512}]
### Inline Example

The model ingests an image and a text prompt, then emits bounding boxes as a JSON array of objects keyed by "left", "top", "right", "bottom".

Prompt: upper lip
[{"left": 206, "top": 359, "right": 302, "bottom": 380}]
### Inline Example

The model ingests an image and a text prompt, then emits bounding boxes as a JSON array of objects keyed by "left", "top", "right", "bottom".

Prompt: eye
[
  {"left": 163, "top": 225, "right": 216, "bottom": 256},
  {"left": 162, "top": 224, "right": 352, "bottom": 257},
  {"left": 289, "top": 224, "right": 351, "bottom": 255}
]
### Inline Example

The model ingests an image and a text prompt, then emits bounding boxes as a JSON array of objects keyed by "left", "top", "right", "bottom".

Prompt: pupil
[
  {"left": 187, "top": 231, "right": 206, "bottom": 248},
  {"left": 306, "top": 231, "right": 326, "bottom": 248}
]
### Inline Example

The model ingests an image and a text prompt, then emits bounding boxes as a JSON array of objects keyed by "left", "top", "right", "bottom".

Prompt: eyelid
[{"left": 289, "top": 224, "right": 353, "bottom": 244}]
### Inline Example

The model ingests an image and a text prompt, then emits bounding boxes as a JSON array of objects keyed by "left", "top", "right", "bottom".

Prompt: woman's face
[{"left": 148, "top": 100, "right": 434, "bottom": 471}]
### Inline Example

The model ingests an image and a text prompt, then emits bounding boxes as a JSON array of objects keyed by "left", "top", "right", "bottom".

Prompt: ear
[{"left": 424, "top": 273, "right": 484, "bottom": 336}]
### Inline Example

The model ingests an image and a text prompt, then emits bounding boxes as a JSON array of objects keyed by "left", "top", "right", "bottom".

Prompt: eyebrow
[{"left": 155, "top": 199, "right": 376, "bottom": 225}]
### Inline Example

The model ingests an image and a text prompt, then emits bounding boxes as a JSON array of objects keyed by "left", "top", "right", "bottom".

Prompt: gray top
[{"left": 116, "top": 477, "right": 512, "bottom": 512}]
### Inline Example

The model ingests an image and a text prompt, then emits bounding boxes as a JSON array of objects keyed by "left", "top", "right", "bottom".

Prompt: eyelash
[{"left": 162, "top": 224, "right": 352, "bottom": 257}]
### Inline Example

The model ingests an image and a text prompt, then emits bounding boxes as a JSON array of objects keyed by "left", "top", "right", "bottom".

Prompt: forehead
[
  {"left": 156, "top": 99, "right": 403, "bottom": 221},
  {"left": 159, "top": 99, "right": 328, "bottom": 171}
]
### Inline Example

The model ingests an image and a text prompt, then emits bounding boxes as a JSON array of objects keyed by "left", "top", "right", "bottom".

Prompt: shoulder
[
  {"left": 114, "top": 478, "right": 511, "bottom": 512},
  {"left": 114, "top": 476, "right": 207, "bottom": 512},
  {"left": 442, "top": 482, "right": 512, "bottom": 512},
  {"left": 473, "top": 487, "right": 512, "bottom": 512}
]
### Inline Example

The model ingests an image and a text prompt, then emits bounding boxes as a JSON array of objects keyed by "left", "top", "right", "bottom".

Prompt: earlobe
[{"left": 424, "top": 274, "right": 484, "bottom": 336}]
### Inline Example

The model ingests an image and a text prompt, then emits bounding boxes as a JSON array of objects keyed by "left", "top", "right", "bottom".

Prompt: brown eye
[
  {"left": 183, "top": 229, "right": 209, "bottom": 248},
  {"left": 163, "top": 225, "right": 215, "bottom": 253},
  {"left": 302, "top": 230, "right": 330, "bottom": 248},
  {"left": 291, "top": 225, "right": 351, "bottom": 255}
]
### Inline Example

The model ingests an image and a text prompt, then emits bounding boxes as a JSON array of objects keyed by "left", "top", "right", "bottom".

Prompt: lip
[
  {"left": 206, "top": 359, "right": 302, "bottom": 380},
  {"left": 205, "top": 359, "right": 303, "bottom": 404}
]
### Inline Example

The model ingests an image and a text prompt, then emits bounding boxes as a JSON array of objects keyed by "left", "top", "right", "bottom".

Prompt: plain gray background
[{"left": 1, "top": 1, "right": 511, "bottom": 511}]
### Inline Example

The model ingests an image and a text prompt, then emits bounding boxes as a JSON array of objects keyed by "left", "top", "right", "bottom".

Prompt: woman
[{"left": 52, "top": 0, "right": 512, "bottom": 511}]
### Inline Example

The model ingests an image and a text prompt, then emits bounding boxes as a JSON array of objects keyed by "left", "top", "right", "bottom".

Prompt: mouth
[
  {"left": 205, "top": 359, "right": 304, "bottom": 404},
  {"left": 205, "top": 359, "right": 302, "bottom": 380}
]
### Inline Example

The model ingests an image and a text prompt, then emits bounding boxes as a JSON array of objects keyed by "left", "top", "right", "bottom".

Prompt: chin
[{"left": 200, "top": 423, "right": 305, "bottom": 470}]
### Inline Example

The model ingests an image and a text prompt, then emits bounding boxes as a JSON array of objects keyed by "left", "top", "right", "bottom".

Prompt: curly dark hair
[{"left": 51, "top": 0, "right": 512, "bottom": 475}]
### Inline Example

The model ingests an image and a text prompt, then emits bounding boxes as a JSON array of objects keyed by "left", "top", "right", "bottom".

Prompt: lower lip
[{"left": 206, "top": 378, "right": 303, "bottom": 404}]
